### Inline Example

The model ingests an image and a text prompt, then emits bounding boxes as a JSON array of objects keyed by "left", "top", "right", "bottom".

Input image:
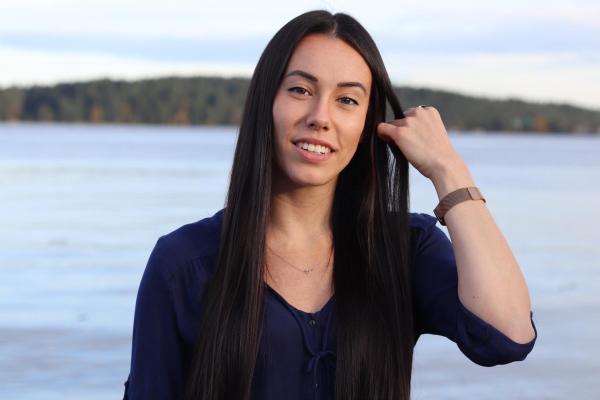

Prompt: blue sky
[{"left": 1, "top": 0, "right": 599, "bottom": 110}]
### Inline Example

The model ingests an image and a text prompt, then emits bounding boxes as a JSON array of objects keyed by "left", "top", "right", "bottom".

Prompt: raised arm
[
  {"left": 379, "top": 106, "right": 536, "bottom": 344},
  {"left": 430, "top": 159, "right": 536, "bottom": 343}
]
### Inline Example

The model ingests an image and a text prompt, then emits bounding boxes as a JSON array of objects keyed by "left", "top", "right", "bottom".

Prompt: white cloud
[
  {"left": 0, "top": 0, "right": 310, "bottom": 38},
  {"left": 0, "top": 46, "right": 255, "bottom": 87},
  {"left": 2, "top": 0, "right": 598, "bottom": 38},
  {"left": 385, "top": 51, "right": 600, "bottom": 109},
  {"left": 3, "top": 45, "right": 598, "bottom": 110},
  {"left": 1, "top": 0, "right": 599, "bottom": 109}
]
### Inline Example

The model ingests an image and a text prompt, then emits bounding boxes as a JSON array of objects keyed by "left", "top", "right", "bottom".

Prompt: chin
[{"left": 283, "top": 168, "right": 337, "bottom": 188}]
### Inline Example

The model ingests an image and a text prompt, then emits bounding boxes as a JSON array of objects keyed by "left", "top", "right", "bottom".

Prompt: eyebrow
[{"left": 283, "top": 69, "right": 367, "bottom": 95}]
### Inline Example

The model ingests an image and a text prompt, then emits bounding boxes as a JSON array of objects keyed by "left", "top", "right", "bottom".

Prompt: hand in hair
[{"left": 377, "top": 106, "right": 465, "bottom": 182}]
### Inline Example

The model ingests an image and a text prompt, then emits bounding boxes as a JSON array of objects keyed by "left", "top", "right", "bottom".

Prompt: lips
[
  {"left": 294, "top": 143, "right": 333, "bottom": 162},
  {"left": 291, "top": 137, "right": 336, "bottom": 153},
  {"left": 294, "top": 141, "right": 331, "bottom": 154}
]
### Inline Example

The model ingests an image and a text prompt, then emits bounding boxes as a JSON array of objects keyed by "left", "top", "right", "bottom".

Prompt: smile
[
  {"left": 293, "top": 142, "right": 334, "bottom": 162},
  {"left": 294, "top": 141, "right": 332, "bottom": 154}
]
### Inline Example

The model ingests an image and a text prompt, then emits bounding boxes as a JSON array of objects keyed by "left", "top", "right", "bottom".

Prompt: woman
[{"left": 123, "top": 10, "right": 537, "bottom": 400}]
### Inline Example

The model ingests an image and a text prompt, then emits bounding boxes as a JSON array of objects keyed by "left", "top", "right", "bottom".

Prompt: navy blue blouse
[{"left": 123, "top": 208, "right": 537, "bottom": 399}]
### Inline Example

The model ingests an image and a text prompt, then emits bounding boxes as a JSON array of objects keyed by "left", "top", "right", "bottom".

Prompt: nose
[{"left": 306, "top": 96, "right": 330, "bottom": 131}]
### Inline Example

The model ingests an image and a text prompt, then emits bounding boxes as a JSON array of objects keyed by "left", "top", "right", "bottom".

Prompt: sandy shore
[
  {"left": 1, "top": 304, "right": 598, "bottom": 399},
  {"left": 412, "top": 304, "right": 600, "bottom": 399},
  {"left": 0, "top": 327, "right": 130, "bottom": 400}
]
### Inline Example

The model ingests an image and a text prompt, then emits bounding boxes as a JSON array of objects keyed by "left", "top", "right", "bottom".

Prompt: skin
[
  {"left": 378, "top": 110, "right": 536, "bottom": 344},
  {"left": 267, "top": 33, "right": 536, "bottom": 345},
  {"left": 266, "top": 33, "right": 371, "bottom": 312}
]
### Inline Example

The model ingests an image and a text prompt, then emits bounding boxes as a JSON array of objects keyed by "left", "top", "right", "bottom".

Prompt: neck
[{"left": 268, "top": 172, "right": 336, "bottom": 244}]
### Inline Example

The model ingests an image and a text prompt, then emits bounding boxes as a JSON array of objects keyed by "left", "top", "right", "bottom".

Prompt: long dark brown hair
[{"left": 184, "top": 10, "right": 411, "bottom": 400}]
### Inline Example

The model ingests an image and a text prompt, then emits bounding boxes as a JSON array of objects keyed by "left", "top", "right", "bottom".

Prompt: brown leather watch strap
[{"left": 433, "top": 186, "right": 486, "bottom": 225}]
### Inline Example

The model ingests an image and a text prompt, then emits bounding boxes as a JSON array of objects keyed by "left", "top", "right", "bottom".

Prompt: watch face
[
  {"left": 466, "top": 186, "right": 485, "bottom": 202},
  {"left": 466, "top": 187, "right": 478, "bottom": 199}
]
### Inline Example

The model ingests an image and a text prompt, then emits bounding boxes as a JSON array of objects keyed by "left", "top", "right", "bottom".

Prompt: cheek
[
  {"left": 271, "top": 96, "right": 291, "bottom": 169},
  {"left": 342, "top": 113, "right": 367, "bottom": 146},
  {"left": 272, "top": 97, "right": 291, "bottom": 143}
]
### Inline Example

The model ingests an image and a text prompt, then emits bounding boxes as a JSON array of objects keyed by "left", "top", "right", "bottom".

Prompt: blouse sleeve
[
  {"left": 411, "top": 213, "right": 538, "bottom": 367},
  {"left": 123, "top": 237, "right": 186, "bottom": 399}
]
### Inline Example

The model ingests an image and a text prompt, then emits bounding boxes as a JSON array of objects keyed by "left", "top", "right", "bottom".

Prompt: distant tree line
[{"left": 0, "top": 76, "right": 599, "bottom": 134}]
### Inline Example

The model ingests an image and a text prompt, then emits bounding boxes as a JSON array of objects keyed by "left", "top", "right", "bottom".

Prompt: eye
[
  {"left": 288, "top": 86, "right": 310, "bottom": 96},
  {"left": 339, "top": 96, "right": 359, "bottom": 106}
]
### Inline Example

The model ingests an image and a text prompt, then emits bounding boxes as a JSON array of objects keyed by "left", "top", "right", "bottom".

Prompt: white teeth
[{"left": 295, "top": 141, "right": 332, "bottom": 154}]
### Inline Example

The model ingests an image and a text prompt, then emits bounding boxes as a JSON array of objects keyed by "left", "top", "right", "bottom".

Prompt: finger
[
  {"left": 377, "top": 121, "right": 399, "bottom": 137},
  {"left": 378, "top": 119, "right": 408, "bottom": 131},
  {"left": 378, "top": 122, "right": 409, "bottom": 146},
  {"left": 375, "top": 123, "right": 393, "bottom": 144}
]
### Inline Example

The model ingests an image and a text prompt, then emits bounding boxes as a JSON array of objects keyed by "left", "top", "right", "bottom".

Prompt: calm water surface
[{"left": 1, "top": 123, "right": 598, "bottom": 399}]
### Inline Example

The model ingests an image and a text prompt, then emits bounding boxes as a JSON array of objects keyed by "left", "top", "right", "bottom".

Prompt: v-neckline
[{"left": 264, "top": 283, "right": 335, "bottom": 316}]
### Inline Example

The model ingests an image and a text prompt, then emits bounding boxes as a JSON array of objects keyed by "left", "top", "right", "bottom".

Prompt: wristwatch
[{"left": 433, "top": 186, "right": 486, "bottom": 225}]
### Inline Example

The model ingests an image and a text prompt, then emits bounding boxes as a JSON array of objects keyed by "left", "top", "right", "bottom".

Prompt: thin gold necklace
[{"left": 266, "top": 244, "right": 333, "bottom": 276}]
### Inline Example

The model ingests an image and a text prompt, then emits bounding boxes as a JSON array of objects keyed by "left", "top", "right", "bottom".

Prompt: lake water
[{"left": 1, "top": 123, "right": 599, "bottom": 399}]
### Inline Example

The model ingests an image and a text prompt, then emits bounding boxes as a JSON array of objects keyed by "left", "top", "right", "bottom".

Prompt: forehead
[{"left": 284, "top": 34, "right": 372, "bottom": 89}]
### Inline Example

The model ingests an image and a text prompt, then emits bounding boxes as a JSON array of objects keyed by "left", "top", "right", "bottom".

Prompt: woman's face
[{"left": 271, "top": 33, "right": 372, "bottom": 189}]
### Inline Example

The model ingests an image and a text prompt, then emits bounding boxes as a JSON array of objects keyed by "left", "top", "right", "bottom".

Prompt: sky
[{"left": 1, "top": 0, "right": 599, "bottom": 110}]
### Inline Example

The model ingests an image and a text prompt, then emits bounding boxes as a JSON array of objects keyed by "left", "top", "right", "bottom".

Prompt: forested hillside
[{"left": 1, "top": 77, "right": 598, "bottom": 134}]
